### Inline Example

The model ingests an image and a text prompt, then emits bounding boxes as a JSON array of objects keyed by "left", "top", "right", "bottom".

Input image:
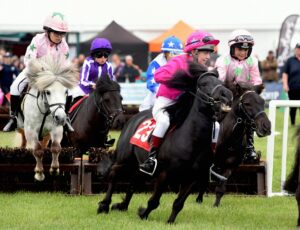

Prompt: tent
[
  {"left": 148, "top": 20, "right": 194, "bottom": 53},
  {"left": 80, "top": 21, "right": 148, "bottom": 70}
]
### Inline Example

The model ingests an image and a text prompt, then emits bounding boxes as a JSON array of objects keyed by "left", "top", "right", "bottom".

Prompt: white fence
[{"left": 266, "top": 100, "right": 300, "bottom": 197}]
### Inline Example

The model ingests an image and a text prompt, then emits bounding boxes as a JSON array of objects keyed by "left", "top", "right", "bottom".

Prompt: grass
[
  {"left": 0, "top": 192, "right": 297, "bottom": 230},
  {"left": 0, "top": 109, "right": 299, "bottom": 228}
]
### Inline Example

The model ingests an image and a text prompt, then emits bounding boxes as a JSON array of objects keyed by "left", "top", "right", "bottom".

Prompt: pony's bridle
[
  {"left": 189, "top": 72, "right": 223, "bottom": 108},
  {"left": 93, "top": 90, "right": 123, "bottom": 127},
  {"left": 235, "top": 90, "right": 266, "bottom": 131},
  {"left": 26, "top": 90, "right": 66, "bottom": 141}
]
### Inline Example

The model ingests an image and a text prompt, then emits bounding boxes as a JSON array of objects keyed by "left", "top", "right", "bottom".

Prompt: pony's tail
[{"left": 284, "top": 126, "right": 300, "bottom": 193}]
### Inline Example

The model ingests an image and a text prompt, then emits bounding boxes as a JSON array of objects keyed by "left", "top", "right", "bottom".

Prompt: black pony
[
  {"left": 284, "top": 126, "right": 300, "bottom": 227},
  {"left": 196, "top": 81, "right": 271, "bottom": 206},
  {"left": 97, "top": 63, "right": 233, "bottom": 223},
  {"left": 63, "top": 77, "right": 123, "bottom": 153}
]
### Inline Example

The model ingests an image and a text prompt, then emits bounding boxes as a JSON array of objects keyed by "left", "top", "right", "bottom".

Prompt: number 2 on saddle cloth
[{"left": 130, "top": 118, "right": 157, "bottom": 151}]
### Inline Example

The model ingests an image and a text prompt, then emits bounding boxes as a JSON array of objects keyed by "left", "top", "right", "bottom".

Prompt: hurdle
[{"left": 267, "top": 100, "right": 300, "bottom": 197}]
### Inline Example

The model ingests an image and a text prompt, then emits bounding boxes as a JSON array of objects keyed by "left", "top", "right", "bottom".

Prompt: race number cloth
[{"left": 130, "top": 118, "right": 156, "bottom": 151}]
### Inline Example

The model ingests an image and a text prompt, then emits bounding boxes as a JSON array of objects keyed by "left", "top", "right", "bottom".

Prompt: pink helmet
[
  {"left": 43, "top": 12, "right": 69, "bottom": 32},
  {"left": 184, "top": 30, "right": 219, "bottom": 53}
]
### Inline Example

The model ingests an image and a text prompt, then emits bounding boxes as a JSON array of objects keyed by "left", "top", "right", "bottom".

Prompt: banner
[
  {"left": 119, "top": 83, "right": 147, "bottom": 105},
  {"left": 276, "top": 14, "right": 299, "bottom": 68}
]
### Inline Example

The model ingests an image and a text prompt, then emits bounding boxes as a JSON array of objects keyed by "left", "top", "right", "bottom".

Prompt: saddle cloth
[
  {"left": 130, "top": 118, "right": 156, "bottom": 151},
  {"left": 69, "top": 95, "right": 89, "bottom": 113}
]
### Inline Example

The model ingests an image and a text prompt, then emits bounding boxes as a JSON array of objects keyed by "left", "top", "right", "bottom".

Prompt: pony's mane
[
  {"left": 165, "top": 62, "right": 209, "bottom": 126},
  {"left": 95, "top": 76, "right": 120, "bottom": 93},
  {"left": 27, "top": 55, "right": 79, "bottom": 91}
]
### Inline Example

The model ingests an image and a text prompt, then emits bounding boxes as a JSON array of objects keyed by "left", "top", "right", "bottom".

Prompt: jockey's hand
[{"left": 92, "top": 84, "right": 96, "bottom": 89}]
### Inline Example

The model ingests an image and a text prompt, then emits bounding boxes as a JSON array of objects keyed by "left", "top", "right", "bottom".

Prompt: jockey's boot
[
  {"left": 64, "top": 96, "right": 74, "bottom": 132},
  {"left": 139, "top": 135, "right": 163, "bottom": 176},
  {"left": 243, "top": 129, "right": 260, "bottom": 164},
  {"left": 3, "top": 95, "right": 20, "bottom": 132}
]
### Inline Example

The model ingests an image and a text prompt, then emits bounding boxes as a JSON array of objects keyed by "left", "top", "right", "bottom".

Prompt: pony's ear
[
  {"left": 253, "top": 84, "right": 264, "bottom": 95},
  {"left": 210, "top": 68, "right": 219, "bottom": 78}
]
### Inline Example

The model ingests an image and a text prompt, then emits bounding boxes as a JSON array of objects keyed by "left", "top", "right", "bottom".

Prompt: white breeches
[
  {"left": 139, "top": 90, "right": 156, "bottom": 112},
  {"left": 10, "top": 70, "right": 28, "bottom": 96},
  {"left": 152, "top": 96, "right": 175, "bottom": 138},
  {"left": 212, "top": 121, "right": 220, "bottom": 143}
]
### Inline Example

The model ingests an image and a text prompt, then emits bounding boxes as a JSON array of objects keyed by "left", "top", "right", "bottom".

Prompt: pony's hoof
[
  {"left": 50, "top": 167, "right": 60, "bottom": 176},
  {"left": 111, "top": 203, "right": 128, "bottom": 211},
  {"left": 34, "top": 172, "right": 45, "bottom": 181},
  {"left": 138, "top": 207, "right": 148, "bottom": 220},
  {"left": 97, "top": 202, "right": 109, "bottom": 214}
]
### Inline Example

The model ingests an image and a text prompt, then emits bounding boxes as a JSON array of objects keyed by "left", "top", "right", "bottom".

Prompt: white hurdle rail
[{"left": 267, "top": 100, "right": 300, "bottom": 197}]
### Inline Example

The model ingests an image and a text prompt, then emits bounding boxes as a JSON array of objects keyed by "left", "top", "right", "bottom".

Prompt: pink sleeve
[
  {"left": 250, "top": 58, "right": 263, "bottom": 85},
  {"left": 215, "top": 56, "right": 227, "bottom": 82},
  {"left": 154, "top": 55, "right": 188, "bottom": 84}
]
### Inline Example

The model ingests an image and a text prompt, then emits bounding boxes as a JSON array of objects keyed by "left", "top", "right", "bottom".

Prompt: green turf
[{"left": 0, "top": 192, "right": 297, "bottom": 229}]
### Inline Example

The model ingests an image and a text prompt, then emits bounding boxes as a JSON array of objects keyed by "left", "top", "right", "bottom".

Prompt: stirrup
[{"left": 139, "top": 157, "right": 158, "bottom": 176}]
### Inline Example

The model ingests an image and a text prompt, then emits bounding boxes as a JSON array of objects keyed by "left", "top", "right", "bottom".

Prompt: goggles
[
  {"left": 187, "top": 36, "right": 216, "bottom": 46},
  {"left": 230, "top": 35, "right": 253, "bottom": 43},
  {"left": 94, "top": 52, "right": 109, "bottom": 58}
]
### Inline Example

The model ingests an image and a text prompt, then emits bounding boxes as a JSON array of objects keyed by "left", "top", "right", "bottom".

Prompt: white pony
[{"left": 20, "top": 55, "right": 78, "bottom": 181}]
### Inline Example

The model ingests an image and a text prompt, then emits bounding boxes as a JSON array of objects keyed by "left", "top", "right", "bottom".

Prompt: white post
[
  {"left": 266, "top": 100, "right": 300, "bottom": 197},
  {"left": 281, "top": 107, "right": 289, "bottom": 191},
  {"left": 267, "top": 100, "right": 276, "bottom": 197}
]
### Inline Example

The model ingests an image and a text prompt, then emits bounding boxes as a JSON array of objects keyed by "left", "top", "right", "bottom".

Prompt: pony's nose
[{"left": 54, "top": 115, "right": 66, "bottom": 126}]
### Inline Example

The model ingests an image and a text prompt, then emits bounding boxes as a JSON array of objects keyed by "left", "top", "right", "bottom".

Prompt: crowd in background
[{"left": 0, "top": 45, "right": 286, "bottom": 106}]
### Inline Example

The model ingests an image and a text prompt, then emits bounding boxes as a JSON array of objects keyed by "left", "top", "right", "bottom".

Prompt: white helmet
[{"left": 228, "top": 29, "right": 254, "bottom": 58}]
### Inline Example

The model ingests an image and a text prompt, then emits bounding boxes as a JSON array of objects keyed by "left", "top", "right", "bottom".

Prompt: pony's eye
[{"left": 45, "top": 90, "right": 51, "bottom": 96}]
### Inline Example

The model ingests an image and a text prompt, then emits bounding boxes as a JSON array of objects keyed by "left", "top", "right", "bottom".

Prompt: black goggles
[
  {"left": 94, "top": 52, "right": 109, "bottom": 58},
  {"left": 230, "top": 35, "right": 253, "bottom": 43}
]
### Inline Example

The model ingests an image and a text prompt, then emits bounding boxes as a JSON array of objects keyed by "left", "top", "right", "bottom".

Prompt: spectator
[
  {"left": 0, "top": 52, "right": 19, "bottom": 96},
  {"left": 118, "top": 55, "right": 140, "bottom": 83},
  {"left": 261, "top": 50, "right": 278, "bottom": 82},
  {"left": 111, "top": 54, "right": 124, "bottom": 81},
  {"left": 139, "top": 36, "right": 183, "bottom": 112},
  {"left": 78, "top": 54, "right": 85, "bottom": 68},
  {"left": 282, "top": 43, "right": 300, "bottom": 125},
  {"left": 71, "top": 38, "right": 115, "bottom": 103}
]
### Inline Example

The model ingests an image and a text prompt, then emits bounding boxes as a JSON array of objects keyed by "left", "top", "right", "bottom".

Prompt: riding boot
[
  {"left": 243, "top": 129, "right": 260, "bottom": 164},
  {"left": 64, "top": 96, "right": 74, "bottom": 132},
  {"left": 3, "top": 95, "right": 20, "bottom": 132},
  {"left": 139, "top": 135, "right": 163, "bottom": 176}
]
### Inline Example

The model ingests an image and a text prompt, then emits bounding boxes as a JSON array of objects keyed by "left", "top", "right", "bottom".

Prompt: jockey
[
  {"left": 139, "top": 36, "right": 183, "bottom": 112},
  {"left": 71, "top": 38, "right": 115, "bottom": 103},
  {"left": 3, "top": 12, "right": 73, "bottom": 132},
  {"left": 139, "top": 30, "right": 219, "bottom": 175},
  {"left": 215, "top": 29, "right": 262, "bottom": 163}
]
